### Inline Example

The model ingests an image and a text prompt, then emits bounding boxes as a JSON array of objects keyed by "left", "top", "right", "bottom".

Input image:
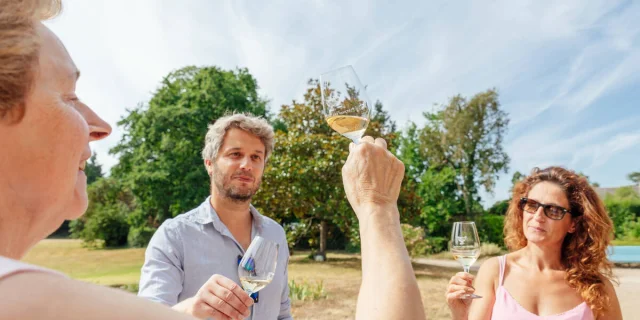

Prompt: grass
[
  {"left": 612, "top": 239, "right": 640, "bottom": 246},
  {"left": 288, "top": 279, "right": 327, "bottom": 301},
  {"left": 23, "top": 239, "right": 145, "bottom": 285},
  {"left": 23, "top": 239, "right": 456, "bottom": 319}
]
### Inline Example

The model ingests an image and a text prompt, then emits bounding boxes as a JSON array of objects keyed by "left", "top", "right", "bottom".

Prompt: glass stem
[{"left": 463, "top": 266, "right": 470, "bottom": 274}]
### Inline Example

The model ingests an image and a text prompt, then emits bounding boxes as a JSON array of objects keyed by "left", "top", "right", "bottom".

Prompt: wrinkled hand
[
  {"left": 445, "top": 272, "right": 475, "bottom": 318},
  {"left": 184, "top": 274, "right": 253, "bottom": 320},
  {"left": 341, "top": 136, "right": 405, "bottom": 221}
]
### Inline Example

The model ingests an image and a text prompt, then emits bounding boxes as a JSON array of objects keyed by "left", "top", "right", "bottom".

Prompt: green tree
[
  {"left": 69, "top": 178, "right": 136, "bottom": 247},
  {"left": 51, "top": 152, "right": 104, "bottom": 238},
  {"left": 613, "top": 186, "right": 640, "bottom": 200},
  {"left": 482, "top": 170, "right": 523, "bottom": 219},
  {"left": 603, "top": 187, "right": 640, "bottom": 238},
  {"left": 415, "top": 167, "right": 465, "bottom": 236},
  {"left": 511, "top": 171, "right": 524, "bottom": 191},
  {"left": 487, "top": 199, "right": 510, "bottom": 216},
  {"left": 396, "top": 123, "right": 460, "bottom": 244},
  {"left": 110, "top": 66, "right": 269, "bottom": 236},
  {"left": 252, "top": 80, "right": 409, "bottom": 258},
  {"left": 628, "top": 172, "right": 640, "bottom": 185},
  {"left": 85, "top": 152, "right": 103, "bottom": 185},
  {"left": 419, "top": 89, "right": 510, "bottom": 217}
]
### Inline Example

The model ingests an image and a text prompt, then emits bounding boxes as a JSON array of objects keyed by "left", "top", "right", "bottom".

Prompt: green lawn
[
  {"left": 23, "top": 239, "right": 456, "bottom": 319},
  {"left": 612, "top": 239, "right": 640, "bottom": 246},
  {"left": 23, "top": 239, "right": 146, "bottom": 285}
]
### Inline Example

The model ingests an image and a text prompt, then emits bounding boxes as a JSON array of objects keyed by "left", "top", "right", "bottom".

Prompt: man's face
[{"left": 205, "top": 128, "right": 266, "bottom": 202}]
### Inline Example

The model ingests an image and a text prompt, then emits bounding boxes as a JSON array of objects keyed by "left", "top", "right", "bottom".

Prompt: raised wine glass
[{"left": 320, "top": 65, "right": 372, "bottom": 144}]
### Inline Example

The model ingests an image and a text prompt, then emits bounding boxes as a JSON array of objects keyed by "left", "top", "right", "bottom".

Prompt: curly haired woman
[{"left": 446, "top": 166, "right": 622, "bottom": 320}]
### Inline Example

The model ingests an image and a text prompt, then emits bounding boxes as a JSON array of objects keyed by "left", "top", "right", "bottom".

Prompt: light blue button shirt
[{"left": 138, "top": 197, "right": 292, "bottom": 320}]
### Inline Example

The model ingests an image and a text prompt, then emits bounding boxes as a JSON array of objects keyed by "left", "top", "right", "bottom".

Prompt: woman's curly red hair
[{"left": 504, "top": 166, "right": 616, "bottom": 319}]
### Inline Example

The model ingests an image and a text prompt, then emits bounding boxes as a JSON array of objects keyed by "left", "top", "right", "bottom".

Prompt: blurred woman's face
[{"left": 0, "top": 23, "right": 110, "bottom": 234}]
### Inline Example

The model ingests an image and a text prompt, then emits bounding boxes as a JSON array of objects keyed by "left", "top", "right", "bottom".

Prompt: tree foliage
[
  {"left": 85, "top": 153, "right": 103, "bottom": 185},
  {"left": 417, "top": 89, "right": 510, "bottom": 217},
  {"left": 69, "top": 178, "right": 136, "bottom": 248},
  {"left": 252, "top": 80, "right": 413, "bottom": 255},
  {"left": 109, "top": 66, "right": 269, "bottom": 231}
]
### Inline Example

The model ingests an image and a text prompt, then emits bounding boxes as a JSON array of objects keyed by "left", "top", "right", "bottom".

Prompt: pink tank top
[
  {"left": 0, "top": 255, "right": 65, "bottom": 281},
  {"left": 491, "top": 255, "right": 593, "bottom": 320}
]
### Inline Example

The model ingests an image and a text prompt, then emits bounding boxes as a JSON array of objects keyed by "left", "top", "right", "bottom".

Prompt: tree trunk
[
  {"left": 461, "top": 183, "right": 472, "bottom": 217},
  {"left": 315, "top": 220, "right": 328, "bottom": 262}
]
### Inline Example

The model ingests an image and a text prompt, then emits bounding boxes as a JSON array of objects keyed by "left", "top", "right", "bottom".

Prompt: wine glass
[
  {"left": 320, "top": 65, "right": 372, "bottom": 144},
  {"left": 238, "top": 236, "right": 279, "bottom": 296},
  {"left": 450, "top": 221, "right": 482, "bottom": 299}
]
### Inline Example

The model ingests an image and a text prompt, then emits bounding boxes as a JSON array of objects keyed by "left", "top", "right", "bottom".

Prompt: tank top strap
[{"left": 498, "top": 254, "right": 506, "bottom": 286}]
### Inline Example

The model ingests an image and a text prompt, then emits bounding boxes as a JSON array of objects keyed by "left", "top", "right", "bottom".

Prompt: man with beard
[{"left": 138, "top": 113, "right": 292, "bottom": 320}]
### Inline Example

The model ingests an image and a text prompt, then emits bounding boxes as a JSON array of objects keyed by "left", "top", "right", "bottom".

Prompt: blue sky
[{"left": 46, "top": 0, "right": 640, "bottom": 206}]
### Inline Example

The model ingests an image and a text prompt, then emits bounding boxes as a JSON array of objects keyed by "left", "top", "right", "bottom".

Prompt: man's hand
[{"left": 172, "top": 274, "right": 253, "bottom": 320}]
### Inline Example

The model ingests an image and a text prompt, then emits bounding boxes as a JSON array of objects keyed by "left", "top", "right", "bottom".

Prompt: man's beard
[{"left": 211, "top": 165, "right": 261, "bottom": 203}]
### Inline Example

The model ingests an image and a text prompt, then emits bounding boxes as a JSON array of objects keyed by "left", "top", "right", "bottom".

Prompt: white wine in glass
[
  {"left": 238, "top": 236, "right": 279, "bottom": 296},
  {"left": 325, "top": 115, "right": 370, "bottom": 143},
  {"left": 450, "top": 221, "right": 482, "bottom": 299},
  {"left": 320, "top": 65, "right": 372, "bottom": 144}
]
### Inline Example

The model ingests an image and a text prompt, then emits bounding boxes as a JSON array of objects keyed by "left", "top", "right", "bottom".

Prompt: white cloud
[
  {"left": 574, "top": 131, "right": 640, "bottom": 169},
  {"left": 43, "top": 0, "right": 640, "bottom": 193}
]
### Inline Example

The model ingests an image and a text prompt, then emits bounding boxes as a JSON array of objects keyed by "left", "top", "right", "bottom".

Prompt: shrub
[
  {"left": 81, "top": 204, "right": 130, "bottom": 248},
  {"left": 70, "top": 178, "right": 136, "bottom": 248},
  {"left": 288, "top": 279, "right": 327, "bottom": 301},
  {"left": 401, "top": 224, "right": 430, "bottom": 257},
  {"left": 604, "top": 197, "right": 640, "bottom": 239},
  {"left": 480, "top": 242, "right": 504, "bottom": 258},
  {"left": 425, "top": 236, "right": 448, "bottom": 254},
  {"left": 477, "top": 214, "right": 505, "bottom": 247},
  {"left": 128, "top": 225, "right": 157, "bottom": 248}
]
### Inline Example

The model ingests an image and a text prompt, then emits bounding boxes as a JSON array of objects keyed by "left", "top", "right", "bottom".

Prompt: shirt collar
[{"left": 195, "top": 196, "right": 264, "bottom": 233}]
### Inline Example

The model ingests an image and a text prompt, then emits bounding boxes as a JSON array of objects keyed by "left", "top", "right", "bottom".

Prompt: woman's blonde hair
[
  {"left": 0, "top": 0, "right": 61, "bottom": 122},
  {"left": 504, "top": 166, "right": 616, "bottom": 319},
  {"left": 201, "top": 113, "right": 275, "bottom": 163}
]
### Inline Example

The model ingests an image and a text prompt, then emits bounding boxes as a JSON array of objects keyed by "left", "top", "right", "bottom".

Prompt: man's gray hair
[{"left": 201, "top": 113, "right": 275, "bottom": 162}]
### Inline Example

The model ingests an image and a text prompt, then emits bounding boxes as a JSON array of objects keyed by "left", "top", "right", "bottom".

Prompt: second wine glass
[
  {"left": 450, "top": 221, "right": 482, "bottom": 299},
  {"left": 320, "top": 65, "right": 372, "bottom": 144},
  {"left": 238, "top": 236, "right": 279, "bottom": 296}
]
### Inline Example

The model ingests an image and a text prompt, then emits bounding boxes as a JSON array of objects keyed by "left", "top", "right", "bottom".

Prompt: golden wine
[
  {"left": 325, "top": 115, "right": 369, "bottom": 142},
  {"left": 240, "top": 277, "right": 272, "bottom": 294},
  {"left": 451, "top": 248, "right": 480, "bottom": 269}
]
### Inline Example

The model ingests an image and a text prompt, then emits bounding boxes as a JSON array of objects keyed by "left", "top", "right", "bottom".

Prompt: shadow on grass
[
  {"left": 290, "top": 256, "right": 362, "bottom": 270},
  {"left": 290, "top": 253, "right": 454, "bottom": 281},
  {"left": 412, "top": 262, "right": 457, "bottom": 281}
]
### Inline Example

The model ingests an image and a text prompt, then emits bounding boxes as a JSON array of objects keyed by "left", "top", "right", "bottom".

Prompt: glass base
[{"left": 461, "top": 293, "right": 482, "bottom": 299}]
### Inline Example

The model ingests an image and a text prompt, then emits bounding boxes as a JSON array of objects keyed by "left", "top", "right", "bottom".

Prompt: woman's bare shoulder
[
  {"left": 0, "top": 271, "right": 192, "bottom": 320},
  {"left": 477, "top": 256, "right": 501, "bottom": 279}
]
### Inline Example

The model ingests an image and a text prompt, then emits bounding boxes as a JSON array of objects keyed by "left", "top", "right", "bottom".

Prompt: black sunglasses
[{"left": 518, "top": 198, "right": 573, "bottom": 220}]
